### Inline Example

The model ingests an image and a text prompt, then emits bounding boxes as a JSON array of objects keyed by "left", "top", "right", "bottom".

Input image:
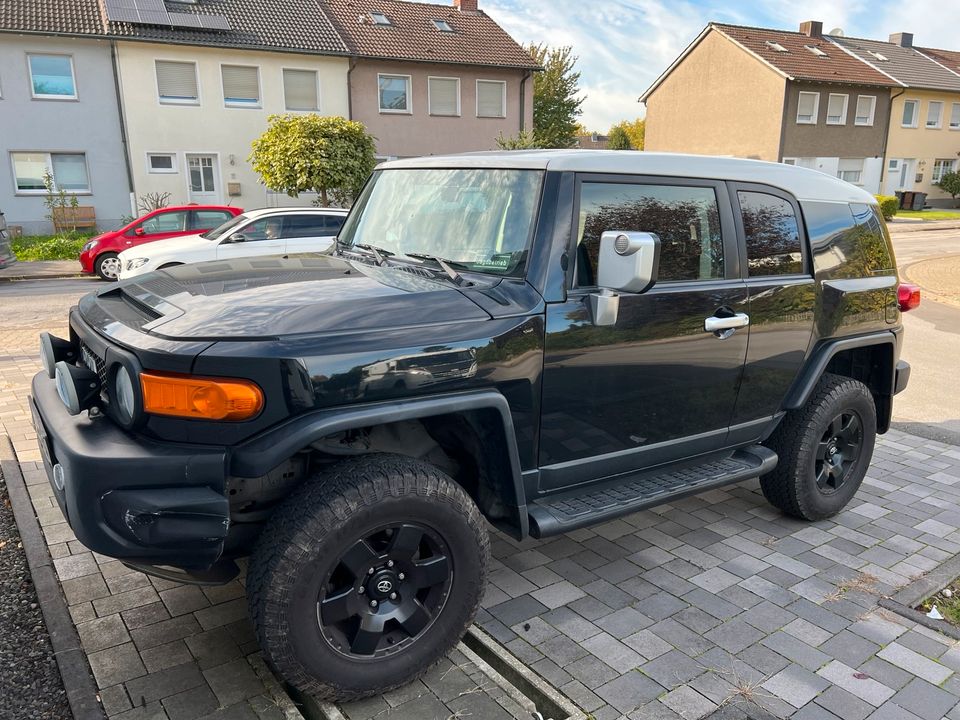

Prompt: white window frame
[
  {"left": 902, "top": 99, "right": 919, "bottom": 128},
  {"left": 837, "top": 158, "right": 864, "bottom": 186},
  {"left": 155, "top": 59, "right": 201, "bottom": 106},
  {"left": 826, "top": 94, "right": 848, "bottom": 125},
  {"left": 796, "top": 91, "right": 820, "bottom": 124},
  {"left": 146, "top": 152, "right": 178, "bottom": 174},
  {"left": 27, "top": 53, "right": 78, "bottom": 100},
  {"left": 476, "top": 79, "right": 507, "bottom": 118},
  {"left": 782, "top": 158, "right": 797, "bottom": 165},
  {"left": 933, "top": 159, "right": 956, "bottom": 183},
  {"left": 282, "top": 67, "right": 321, "bottom": 112},
  {"left": 433, "top": 19, "right": 454, "bottom": 32},
  {"left": 854, "top": 95, "right": 876, "bottom": 126},
  {"left": 370, "top": 12, "right": 391, "bottom": 25},
  {"left": 11, "top": 151, "right": 91, "bottom": 195},
  {"left": 377, "top": 73, "right": 412, "bottom": 114},
  {"left": 951, "top": 103, "right": 960, "bottom": 130},
  {"left": 219, "top": 63, "right": 261, "bottom": 109},
  {"left": 427, "top": 76, "right": 460, "bottom": 117},
  {"left": 926, "top": 101, "right": 944, "bottom": 129}
]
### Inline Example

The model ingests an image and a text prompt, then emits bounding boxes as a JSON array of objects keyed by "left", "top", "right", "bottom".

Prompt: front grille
[{"left": 79, "top": 340, "right": 107, "bottom": 387}]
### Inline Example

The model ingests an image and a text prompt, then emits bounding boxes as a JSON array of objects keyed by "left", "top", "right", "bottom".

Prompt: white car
[{"left": 117, "top": 207, "right": 348, "bottom": 279}]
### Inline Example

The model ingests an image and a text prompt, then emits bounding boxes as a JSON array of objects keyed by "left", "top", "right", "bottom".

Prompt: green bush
[
  {"left": 12, "top": 234, "right": 91, "bottom": 261},
  {"left": 875, "top": 195, "right": 899, "bottom": 221}
]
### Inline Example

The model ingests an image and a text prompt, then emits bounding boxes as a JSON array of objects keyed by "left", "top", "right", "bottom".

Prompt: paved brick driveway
[{"left": 6, "top": 298, "right": 960, "bottom": 720}]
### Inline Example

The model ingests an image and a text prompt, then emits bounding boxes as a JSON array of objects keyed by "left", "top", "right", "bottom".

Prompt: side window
[
  {"left": 139, "top": 210, "right": 189, "bottom": 235},
  {"left": 240, "top": 217, "right": 283, "bottom": 241},
  {"left": 576, "top": 182, "right": 723, "bottom": 286},
  {"left": 193, "top": 210, "right": 233, "bottom": 229},
  {"left": 849, "top": 203, "right": 894, "bottom": 272},
  {"left": 325, "top": 215, "right": 346, "bottom": 234},
  {"left": 738, "top": 191, "right": 803, "bottom": 276},
  {"left": 283, "top": 214, "right": 332, "bottom": 238}
]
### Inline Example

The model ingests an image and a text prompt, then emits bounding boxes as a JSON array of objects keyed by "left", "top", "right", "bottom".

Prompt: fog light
[
  {"left": 40, "top": 332, "right": 76, "bottom": 379},
  {"left": 52, "top": 463, "right": 66, "bottom": 492},
  {"left": 54, "top": 361, "right": 100, "bottom": 415}
]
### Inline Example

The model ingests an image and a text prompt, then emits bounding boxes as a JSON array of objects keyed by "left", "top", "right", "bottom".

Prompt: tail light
[
  {"left": 897, "top": 283, "right": 921, "bottom": 312},
  {"left": 141, "top": 372, "right": 263, "bottom": 421}
]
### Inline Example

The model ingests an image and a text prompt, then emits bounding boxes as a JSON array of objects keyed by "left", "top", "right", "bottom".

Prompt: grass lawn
[
  {"left": 895, "top": 209, "right": 960, "bottom": 221},
  {"left": 11, "top": 233, "right": 94, "bottom": 261}
]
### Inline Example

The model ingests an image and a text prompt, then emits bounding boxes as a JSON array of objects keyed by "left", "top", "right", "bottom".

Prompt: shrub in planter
[{"left": 875, "top": 195, "right": 899, "bottom": 221}]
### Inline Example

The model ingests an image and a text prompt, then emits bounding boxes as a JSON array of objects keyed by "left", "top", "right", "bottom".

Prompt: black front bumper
[{"left": 30, "top": 371, "right": 230, "bottom": 569}]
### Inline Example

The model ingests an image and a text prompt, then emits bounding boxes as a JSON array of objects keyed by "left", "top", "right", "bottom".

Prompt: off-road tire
[
  {"left": 760, "top": 373, "right": 876, "bottom": 520},
  {"left": 247, "top": 454, "right": 489, "bottom": 701},
  {"left": 94, "top": 253, "right": 121, "bottom": 281}
]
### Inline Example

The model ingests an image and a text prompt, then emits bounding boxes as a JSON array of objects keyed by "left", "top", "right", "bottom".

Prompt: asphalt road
[{"left": 1, "top": 229, "right": 958, "bottom": 445}]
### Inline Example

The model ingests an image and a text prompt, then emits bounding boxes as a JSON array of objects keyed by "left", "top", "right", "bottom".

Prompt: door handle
[{"left": 704, "top": 313, "right": 750, "bottom": 334}]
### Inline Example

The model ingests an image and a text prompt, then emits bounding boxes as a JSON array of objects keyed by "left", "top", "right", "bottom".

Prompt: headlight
[
  {"left": 126, "top": 258, "right": 149, "bottom": 270},
  {"left": 113, "top": 365, "right": 136, "bottom": 423},
  {"left": 54, "top": 361, "right": 100, "bottom": 415},
  {"left": 81, "top": 240, "right": 98, "bottom": 253}
]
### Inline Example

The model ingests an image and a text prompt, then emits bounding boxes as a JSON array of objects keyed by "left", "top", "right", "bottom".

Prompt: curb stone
[
  {"left": 1, "top": 434, "right": 106, "bottom": 720},
  {"left": 879, "top": 551, "right": 960, "bottom": 641}
]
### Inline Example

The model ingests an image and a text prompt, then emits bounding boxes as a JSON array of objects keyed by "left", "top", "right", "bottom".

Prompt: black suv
[{"left": 31, "top": 151, "right": 916, "bottom": 700}]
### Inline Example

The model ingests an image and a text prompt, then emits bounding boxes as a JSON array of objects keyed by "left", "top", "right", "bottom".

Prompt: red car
[{"left": 80, "top": 205, "right": 243, "bottom": 280}]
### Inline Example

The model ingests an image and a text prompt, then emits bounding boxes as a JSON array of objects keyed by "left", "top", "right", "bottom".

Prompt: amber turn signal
[{"left": 140, "top": 372, "right": 264, "bottom": 421}]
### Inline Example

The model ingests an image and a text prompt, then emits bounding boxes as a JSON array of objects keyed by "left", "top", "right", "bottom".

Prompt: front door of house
[
  {"left": 885, "top": 159, "right": 915, "bottom": 195},
  {"left": 186, "top": 154, "right": 220, "bottom": 204}
]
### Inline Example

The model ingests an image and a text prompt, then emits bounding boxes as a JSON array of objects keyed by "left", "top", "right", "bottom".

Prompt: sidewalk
[
  {"left": 0, "top": 260, "right": 85, "bottom": 282},
  {"left": 889, "top": 219, "right": 960, "bottom": 233}
]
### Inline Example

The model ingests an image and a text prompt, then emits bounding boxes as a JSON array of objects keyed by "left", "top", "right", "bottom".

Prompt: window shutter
[
  {"left": 429, "top": 78, "right": 458, "bottom": 115},
  {"left": 951, "top": 103, "right": 960, "bottom": 128},
  {"left": 283, "top": 69, "right": 318, "bottom": 110},
  {"left": 222, "top": 65, "right": 259, "bottom": 104},
  {"left": 477, "top": 81, "right": 505, "bottom": 117},
  {"left": 797, "top": 93, "right": 817, "bottom": 121},
  {"left": 855, "top": 96, "right": 875, "bottom": 124},
  {"left": 156, "top": 61, "right": 198, "bottom": 101},
  {"left": 826, "top": 95, "right": 846, "bottom": 123}
]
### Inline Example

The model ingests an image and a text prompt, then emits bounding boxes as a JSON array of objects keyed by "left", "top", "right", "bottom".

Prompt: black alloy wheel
[{"left": 814, "top": 411, "right": 863, "bottom": 494}]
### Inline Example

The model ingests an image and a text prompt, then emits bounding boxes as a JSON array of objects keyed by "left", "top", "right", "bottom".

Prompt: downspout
[
  {"left": 110, "top": 40, "right": 135, "bottom": 211},
  {"left": 519, "top": 70, "right": 531, "bottom": 131},
  {"left": 879, "top": 88, "right": 905, "bottom": 188},
  {"left": 347, "top": 56, "right": 357, "bottom": 120}
]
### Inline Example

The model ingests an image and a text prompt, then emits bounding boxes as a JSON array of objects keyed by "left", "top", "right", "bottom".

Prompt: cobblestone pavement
[
  {"left": 6, "top": 291, "right": 960, "bottom": 720},
  {"left": 904, "top": 254, "right": 960, "bottom": 310}
]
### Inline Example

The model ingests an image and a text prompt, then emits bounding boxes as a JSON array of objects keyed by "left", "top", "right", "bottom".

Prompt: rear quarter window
[{"left": 802, "top": 201, "right": 894, "bottom": 279}]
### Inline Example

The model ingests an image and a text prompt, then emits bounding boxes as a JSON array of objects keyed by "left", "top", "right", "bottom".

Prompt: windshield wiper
[
  {"left": 404, "top": 253, "right": 469, "bottom": 286},
  {"left": 352, "top": 243, "right": 395, "bottom": 267}
]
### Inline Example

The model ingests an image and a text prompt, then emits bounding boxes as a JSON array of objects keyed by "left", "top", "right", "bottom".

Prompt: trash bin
[
  {"left": 901, "top": 191, "right": 915, "bottom": 209},
  {"left": 911, "top": 192, "right": 927, "bottom": 210},
  {"left": 895, "top": 190, "right": 905, "bottom": 208}
]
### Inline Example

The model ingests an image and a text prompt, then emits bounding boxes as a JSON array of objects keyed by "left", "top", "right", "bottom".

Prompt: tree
[
  {"left": 607, "top": 125, "right": 632, "bottom": 150},
  {"left": 936, "top": 171, "right": 960, "bottom": 207},
  {"left": 249, "top": 114, "right": 376, "bottom": 206},
  {"left": 614, "top": 118, "right": 645, "bottom": 150},
  {"left": 528, "top": 44, "right": 584, "bottom": 149},
  {"left": 495, "top": 130, "right": 540, "bottom": 150}
]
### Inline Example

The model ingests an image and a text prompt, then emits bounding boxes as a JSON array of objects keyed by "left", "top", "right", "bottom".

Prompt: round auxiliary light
[
  {"left": 40, "top": 333, "right": 57, "bottom": 379},
  {"left": 55, "top": 363, "right": 78, "bottom": 413},
  {"left": 113, "top": 365, "right": 136, "bottom": 424},
  {"left": 54, "top": 361, "right": 100, "bottom": 416}
]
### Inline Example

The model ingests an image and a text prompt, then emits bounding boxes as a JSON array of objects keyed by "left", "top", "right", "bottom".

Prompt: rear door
[
  {"left": 538, "top": 175, "right": 749, "bottom": 490},
  {"left": 191, "top": 209, "right": 236, "bottom": 233},
  {"left": 282, "top": 213, "right": 342, "bottom": 254},
  {"left": 215, "top": 215, "right": 285, "bottom": 260},
  {"left": 126, "top": 209, "right": 193, "bottom": 248}
]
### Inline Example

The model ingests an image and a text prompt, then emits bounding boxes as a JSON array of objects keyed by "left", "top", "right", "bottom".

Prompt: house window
[
  {"left": 12, "top": 152, "right": 89, "bottom": 193},
  {"left": 283, "top": 69, "right": 319, "bottom": 111},
  {"left": 902, "top": 99, "right": 919, "bottom": 127},
  {"left": 782, "top": 158, "right": 797, "bottom": 165},
  {"left": 433, "top": 19, "right": 454, "bottom": 32},
  {"left": 951, "top": 103, "right": 960, "bottom": 130},
  {"left": 378, "top": 74, "right": 411, "bottom": 113},
  {"left": 477, "top": 80, "right": 506, "bottom": 118},
  {"left": 837, "top": 158, "right": 864, "bottom": 185},
  {"left": 370, "top": 12, "right": 391, "bottom": 25},
  {"left": 28, "top": 54, "right": 76, "bottom": 99},
  {"left": 855, "top": 95, "right": 876, "bottom": 126},
  {"left": 826, "top": 94, "right": 848, "bottom": 125},
  {"left": 926, "top": 101, "right": 943, "bottom": 128},
  {"left": 147, "top": 153, "right": 177, "bottom": 174},
  {"left": 933, "top": 159, "right": 956, "bottom": 183},
  {"left": 156, "top": 60, "right": 199, "bottom": 104},
  {"left": 796, "top": 91, "right": 819, "bottom": 124},
  {"left": 221, "top": 65, "right": 260, "bottom": 107},
  {"left": 765, "top": 40, "right": 789, "bottom": 53},
  {"left": 428, "top": 77, "right": 460, "bottom": 116}
]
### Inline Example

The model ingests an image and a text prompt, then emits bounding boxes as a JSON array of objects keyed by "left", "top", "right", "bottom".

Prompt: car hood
[
  {"left": 78, "top": 254, "right": 494, "bottom": 341},
  {"left": 117, "top": 233, "right": 207, "bottom": 258}
]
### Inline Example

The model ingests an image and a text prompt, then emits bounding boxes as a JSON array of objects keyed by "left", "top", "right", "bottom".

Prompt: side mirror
[
  {"left": 589, "top": 231, "right": 661, "bottom": 327},
  {"left": 224, "top": 233, "right": 246, "bottom": 244},
  {"left": 134, "top": 227, "right": 145, "bottom": 236}
]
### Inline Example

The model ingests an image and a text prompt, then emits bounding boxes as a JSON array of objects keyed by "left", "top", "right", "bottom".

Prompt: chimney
[
  {"left": 889, "top": 32, "right": 913, "bottom": 47},
  {"left": 800, "top": 21, "right": 823, "bottom": 37},
  {"left": 453, "top": 0, "right": 478, "bottom": 12}
]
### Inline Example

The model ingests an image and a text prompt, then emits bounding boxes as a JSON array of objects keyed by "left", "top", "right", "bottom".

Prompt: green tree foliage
[
  {"left": 607, "top": 125, "right": 632, "bottom": 150},
  {"left": 874, "top": 195, "right": 899, "bottom": 220},
  {"left": 249, "top": 114, "right": 376, "bottom": 206},
  {"left": 619, "top": 119, "right": 645, "bottom": 151},
  {"left": 528, "top": 44, "right": 584, "bottom": 149},
  {"left": 936, "top": 172, "right": 960, "bottom": 207},
  {"left": 495, "top": 130, "right": 540, "bottom": 150}
]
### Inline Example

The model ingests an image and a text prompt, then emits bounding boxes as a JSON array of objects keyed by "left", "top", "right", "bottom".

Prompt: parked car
[
  {"left": 0, "top": 210, "right": 16, "bottom": 269},
  {"left": 80, "top": 205, "right": 243, "bottom": 281},
  {"left": 31, "top": 151, "right": 917, "bottom": 700},
  {"left": 117, "top": 207, "right": 348, "bottom": 280}
]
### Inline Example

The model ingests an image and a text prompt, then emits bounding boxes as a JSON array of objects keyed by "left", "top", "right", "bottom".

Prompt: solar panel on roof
[{"left": 104, "top": 0, "right": 230, "bottom": 31}]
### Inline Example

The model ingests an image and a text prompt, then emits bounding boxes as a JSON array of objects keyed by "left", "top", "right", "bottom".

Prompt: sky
[{"left": 423, "top": 0, "right": 960, "bottom": 132}]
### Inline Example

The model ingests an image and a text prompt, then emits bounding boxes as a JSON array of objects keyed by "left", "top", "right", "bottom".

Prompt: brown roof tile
[
  {"left": 0, "top": 0, "right": 104, "bottom": 36},
  {"left": 832, "top": 36, "right": 960, "bottom": 92},
  {"left": 918, "top": 47, "right": 960, "bottom": 76},
  {"left": 322, "top": 0, "right": 538, "bottom": 69},
  {"left": 712, "top": 23, "right": 899, "bottom": 87}
]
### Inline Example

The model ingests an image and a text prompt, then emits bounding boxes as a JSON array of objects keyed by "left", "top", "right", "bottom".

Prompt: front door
[
  {"left": 215, "top": 215, "right": 285, "bottom": 260},
  {"left": 186, "top": 154, "right": 220, "bottom": 204},
  {"left": 538, "top": 176, "right": 748, "bottom": 491}
]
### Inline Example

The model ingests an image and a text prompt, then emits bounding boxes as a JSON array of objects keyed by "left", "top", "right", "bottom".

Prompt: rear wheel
[
  {"left": 94, "top": 253, "right": 121, "bottom": 281},
  {"left": 247, "top": 454, "right": 489, "bottom": 701},
  {"left": 761, "top": 373, "right": 876, "bottom": 520}
]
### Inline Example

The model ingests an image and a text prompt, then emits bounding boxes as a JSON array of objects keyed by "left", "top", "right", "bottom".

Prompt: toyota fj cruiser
[{"left": 31, "top": 151, "right": 916, "bottom": 700}]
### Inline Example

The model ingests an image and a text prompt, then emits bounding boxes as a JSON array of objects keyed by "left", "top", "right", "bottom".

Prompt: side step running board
[{"left": 528, "top": 445, "right": 777, "bottom": 538}]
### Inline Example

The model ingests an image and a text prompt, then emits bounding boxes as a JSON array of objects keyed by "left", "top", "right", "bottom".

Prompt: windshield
[
  {"left": 203, "top": 213, "right": 249, "bottom": 241},
  {"left": 338, "top": 168, "right": 543, "bottom": 276}
]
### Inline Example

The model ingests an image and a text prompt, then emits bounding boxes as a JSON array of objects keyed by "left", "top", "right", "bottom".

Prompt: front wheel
[
  {"left": 760, "top": 373, "right": 876, "bottom": 520},
  {"left": 247, "top": 454, "right": 489, "bottom": 701},
  {"left": 94, "top": 252, "right": 121, "bottom": 281}
]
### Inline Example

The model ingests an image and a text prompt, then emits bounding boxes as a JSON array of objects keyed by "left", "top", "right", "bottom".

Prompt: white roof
[
  {"left": 242, "top": 206, "right": 349, "bottom": 219},
  {"left": 382, "top": 150, "right": 877, "bottom": 205}
]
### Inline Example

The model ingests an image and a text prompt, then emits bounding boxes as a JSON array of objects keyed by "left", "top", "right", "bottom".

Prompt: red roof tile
[{"left": 919, "top": 46, "right": 960, "bottom": 75}]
